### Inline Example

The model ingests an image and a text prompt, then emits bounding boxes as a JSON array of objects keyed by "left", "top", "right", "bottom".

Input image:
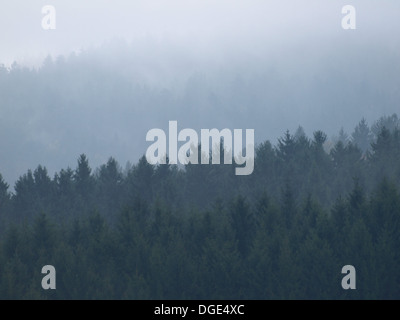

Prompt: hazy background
[{"left": 1, "top": 0, "right": 400, "bottom": 186}]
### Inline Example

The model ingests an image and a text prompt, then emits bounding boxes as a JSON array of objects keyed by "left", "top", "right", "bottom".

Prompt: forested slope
[{"left": 0, "top": 115, "right": 399, "bottom": 299}]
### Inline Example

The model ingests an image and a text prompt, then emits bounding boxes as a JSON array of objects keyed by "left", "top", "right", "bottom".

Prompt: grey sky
[{"left": 1, "top": 0, "right": 399, "bottom": 67}]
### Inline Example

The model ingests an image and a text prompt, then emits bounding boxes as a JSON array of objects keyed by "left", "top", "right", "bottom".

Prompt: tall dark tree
[
  {"left": 74, "top": 154, "right": 94, "bottom": 202},
  {"left": 13, "top": 170, "right": 37, "bottom": 220},
  {"left": 351, "top": 118, "right": 373, "bottom": 154},
  {"left": 96, "top": 157, "right": 123, "bottom": 217},
  {"left": 277, "top": 130, "right": 295, "bottom": 162},
  {"left": 127, "top": 155, "right": 154, "bottom": 203}
]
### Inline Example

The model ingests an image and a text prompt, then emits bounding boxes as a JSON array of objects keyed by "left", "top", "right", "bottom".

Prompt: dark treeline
[{"left": 0, "top": 114, "right": 400, "bottom": 299}]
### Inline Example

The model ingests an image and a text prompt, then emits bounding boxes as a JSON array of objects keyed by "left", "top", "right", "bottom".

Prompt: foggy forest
[
  {"left": 0, "top": 106, "right": 399, "bottom": 298},
  {"left": 1, "top": 1, "right": 400, "bottom": 300}
]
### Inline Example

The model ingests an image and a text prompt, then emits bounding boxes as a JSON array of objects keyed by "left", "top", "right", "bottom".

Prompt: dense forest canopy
[{"left": 0, "top": 114, "right": 399, "bottom": 299}]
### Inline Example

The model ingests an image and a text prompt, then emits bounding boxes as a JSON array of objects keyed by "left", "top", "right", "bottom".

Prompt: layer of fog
[{"left": 1, "top": 0, "right": 399, "bottom": 186}]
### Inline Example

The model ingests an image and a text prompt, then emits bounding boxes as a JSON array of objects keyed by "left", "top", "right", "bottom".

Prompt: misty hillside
[{"left": 1, "top": 38, "right": 400, "bottom": 185}]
